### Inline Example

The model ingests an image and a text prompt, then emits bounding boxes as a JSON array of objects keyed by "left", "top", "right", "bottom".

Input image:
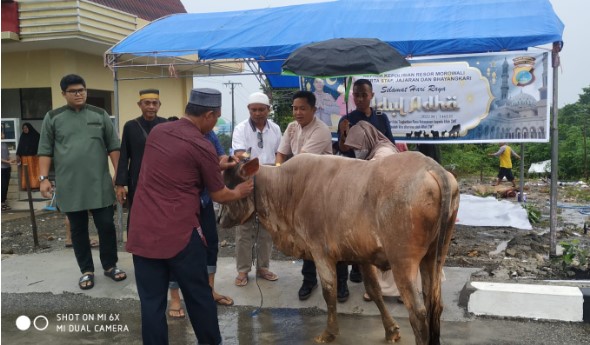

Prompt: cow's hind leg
[
  {"left": 314, "top": 258, "right": 339, "bottom": 343},
  {"left": 392, "top": 264, "right": 429, "bottom": 345},
  {"left": 360, "top": 264, "right": 400, "bottom": 343},
  {"left": 419, "top": 250, "right": 439, "bottom": 324}
]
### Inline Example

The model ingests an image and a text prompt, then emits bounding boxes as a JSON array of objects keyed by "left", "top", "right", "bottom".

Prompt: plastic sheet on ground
[
  {"left": 457, "top": 194, "right": 532, "bottom": 230},
  {"left": 555, "top": 202, "right": 590, "bottom": 226},
  {"left": 528, "top": 160, "right": 551, "bottom": 174}
]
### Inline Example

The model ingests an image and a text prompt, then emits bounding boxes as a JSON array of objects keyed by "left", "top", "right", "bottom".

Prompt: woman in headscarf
[
  {"left": 16, "top": 122, "right": 41, "bottom": 190},
  {"left": 342, "top": 120, "right": 399, "bottom": 160}
]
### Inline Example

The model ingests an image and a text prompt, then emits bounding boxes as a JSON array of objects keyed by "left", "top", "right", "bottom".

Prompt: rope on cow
[{"left": 251, "top": 175, "right": 264, "bottom": 316}]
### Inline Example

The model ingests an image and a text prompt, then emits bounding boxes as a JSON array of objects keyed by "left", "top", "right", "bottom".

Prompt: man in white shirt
[{"left": 231, "top": 92, "right": 282, "bottom": 287}]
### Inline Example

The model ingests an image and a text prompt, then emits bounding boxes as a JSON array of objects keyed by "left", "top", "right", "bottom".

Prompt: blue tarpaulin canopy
[{"left": 105, "top": 0, "right": 563, "bottom": 88}]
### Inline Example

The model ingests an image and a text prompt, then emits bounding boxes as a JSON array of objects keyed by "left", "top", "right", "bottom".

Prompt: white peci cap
[{"left": 247, "top": 92, "right": 270, "bottom": 106}]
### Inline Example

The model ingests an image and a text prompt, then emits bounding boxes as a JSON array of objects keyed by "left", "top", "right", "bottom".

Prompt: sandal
[
  {"left": 363, "top": 292, "right": 372, "bottom": 302},
  {"left": 234, "top": 274, "right": 248, "bottom": 287},
  {"left": 79, "top": 273, "right": 95, "bottom": 290},
  {"left": 214, "top": 295, "right": 234, "bottom": 306},
  {"left": 104, "top": 267, "right": 127, "bottom": 282},
  {"left": 256, "top": 270, "right": 278, "bottom": 281},
  {"left": 168, "top": 308, "right": 185, "bottom": 319}
]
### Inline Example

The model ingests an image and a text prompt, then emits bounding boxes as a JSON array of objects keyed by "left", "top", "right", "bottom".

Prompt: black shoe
[
  {"left": 298, "top": 283, "right": 317, "bottom": 301},
  {"left": 349, "top": 268, "right": 363, "bottom": 283},
  {"left": 337, "top": 282, "right": 349, "bottom": 303}
]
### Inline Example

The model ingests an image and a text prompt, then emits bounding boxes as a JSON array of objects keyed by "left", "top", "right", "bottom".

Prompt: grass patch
[{"left": 561, "top": 186, "right": 590, "bottom": 203}]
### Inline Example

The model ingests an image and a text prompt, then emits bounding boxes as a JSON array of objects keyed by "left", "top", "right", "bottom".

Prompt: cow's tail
[{"left": 427, "top": 164, "right": 459, "bottom": 345}]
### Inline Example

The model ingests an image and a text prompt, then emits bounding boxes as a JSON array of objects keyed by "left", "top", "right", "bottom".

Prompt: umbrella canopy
[{"left": 282, "top": 38, "right": 410, "bottom": 78}]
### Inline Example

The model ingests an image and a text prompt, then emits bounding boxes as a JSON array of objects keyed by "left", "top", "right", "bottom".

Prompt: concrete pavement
[
  {"left": 0, "top": 249, "right": 476, "bottom": 321},
  {"left": 2, "top": 208, "right": 589, "bottom": 331},
  {"left": 3, "top": 247, "right": 589, "bottom": 324},
  {"left": 3, "top": 247, "right": 590, "bottom": 345}
]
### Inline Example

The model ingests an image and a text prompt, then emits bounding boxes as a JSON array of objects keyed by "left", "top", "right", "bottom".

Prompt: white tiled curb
[{"left": 467, "top": 282, "right": 588, "bottom": 322}]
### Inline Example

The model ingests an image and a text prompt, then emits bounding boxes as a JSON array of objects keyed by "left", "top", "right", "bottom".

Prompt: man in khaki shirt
[
  {"left": 276, "top": 90, "right": 350, "bottom": 303},
  {"left": 276, "top": 91, "right": 332, "bottom": 160}
]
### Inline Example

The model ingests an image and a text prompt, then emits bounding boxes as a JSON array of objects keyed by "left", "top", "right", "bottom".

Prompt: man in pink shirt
[{"left": 127, "top": 88, "right": 253, "bottom": 345}]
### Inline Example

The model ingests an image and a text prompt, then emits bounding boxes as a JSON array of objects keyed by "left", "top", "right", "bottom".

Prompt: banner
[{"left": 303, "top": 51, "right": 551, "bottom": 143}]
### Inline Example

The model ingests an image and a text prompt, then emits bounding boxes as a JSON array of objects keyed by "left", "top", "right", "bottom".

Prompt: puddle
[{"left": 559, "top": 207, "right": 588, "bottom": 227}]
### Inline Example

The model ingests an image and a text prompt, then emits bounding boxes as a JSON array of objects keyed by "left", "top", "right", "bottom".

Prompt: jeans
[{"left": 201, "top": 202, "right": 218, "bottom": 274}]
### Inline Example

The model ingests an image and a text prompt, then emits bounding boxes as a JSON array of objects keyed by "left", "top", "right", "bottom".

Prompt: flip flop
[
  {"left": 256, "top": 270, "right": 278, "bottom": 281},
  {"left": 79, "top": 273, "right": 95, "bottom": 290},
  {"left": 215, "top": 295, "right": 234, "bottom": 306},
  {"left": 168, "top": 308, "right": 185, "bottom": 319},
  {"left": 104, "top": 267, "right": 127, "bottom": 282},
  {"left": 363, "top": 293, "right": 372, "bottom": 302},
  {"left": 90, "top": 239, "right": 99, "bottom": 248},
  {"left": 235, "top": 274, "right": 248, "bottom": 287},
  {"left": 65, "top": 243, "right": 73, "bottom": 248}
]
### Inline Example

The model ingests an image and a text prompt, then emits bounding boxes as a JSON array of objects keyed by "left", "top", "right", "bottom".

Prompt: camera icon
[{"left": 16, "top": 315, "right": 49, "bottom": 331}]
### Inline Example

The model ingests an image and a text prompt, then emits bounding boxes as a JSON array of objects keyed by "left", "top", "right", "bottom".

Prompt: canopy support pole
[
  {"left": 549, "top": 42, "right": 561, "bottom": 257},
  {"left": 113, "top": 69, "right": 124, "bottom": 244},
  {"left": 519, "top": 143, "right": 524, "bottom": 201}
]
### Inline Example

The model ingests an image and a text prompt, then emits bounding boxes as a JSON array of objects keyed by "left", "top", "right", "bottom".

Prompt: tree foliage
[
  {"left": 269, "top": 88, "right": 297, "bottom": 132},
  {"left": 439, "top": 85, "right": 590, "bottom": 181},
  {"left": 217, "top": 133, "right": 232, "bottom": 155}
]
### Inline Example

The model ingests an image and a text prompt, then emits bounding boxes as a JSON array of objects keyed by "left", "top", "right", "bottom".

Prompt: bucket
[{"left": 517, "top": 192, "right": 527, "bottom": 202}]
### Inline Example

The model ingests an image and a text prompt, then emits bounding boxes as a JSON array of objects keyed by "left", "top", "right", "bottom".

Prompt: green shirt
[{"left": 38, "top": 104, "right": 120, "bottom": 212}]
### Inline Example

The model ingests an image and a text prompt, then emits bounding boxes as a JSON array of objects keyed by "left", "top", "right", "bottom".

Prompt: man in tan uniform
[{"left": 276, "top": 90, "right": 350, "bottom": 303}]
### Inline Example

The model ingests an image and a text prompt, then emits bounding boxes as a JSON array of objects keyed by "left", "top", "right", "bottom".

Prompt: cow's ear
[{"left": 239, "top": 157, "right": 260, "bottom": 178}]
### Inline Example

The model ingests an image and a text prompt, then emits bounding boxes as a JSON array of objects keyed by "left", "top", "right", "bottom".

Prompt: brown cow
[{"left": 219, "top": 152, "right": 459, "bottom": 345}]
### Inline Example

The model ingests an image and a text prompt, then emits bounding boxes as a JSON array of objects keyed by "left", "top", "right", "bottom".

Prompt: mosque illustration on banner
[{"left": 463, "top": 54, "right": 549, "bottom": 141}]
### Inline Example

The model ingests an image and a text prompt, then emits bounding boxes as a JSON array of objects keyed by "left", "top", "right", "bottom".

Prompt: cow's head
[{"left": 218, "top": 157, "right": 260, "bottom": 228}]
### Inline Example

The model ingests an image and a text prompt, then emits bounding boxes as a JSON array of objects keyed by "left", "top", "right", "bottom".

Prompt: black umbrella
[{"left": 282, "top": 38, "right": 410, "bottom": 78}]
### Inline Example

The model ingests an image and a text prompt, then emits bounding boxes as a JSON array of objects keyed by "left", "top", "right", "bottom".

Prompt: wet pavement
[
  {"left": 3, "top": 292, "right": 590, "bottom": 345},
  {"left": 2, "top": 249, "right": 590, "bottom": 344}
]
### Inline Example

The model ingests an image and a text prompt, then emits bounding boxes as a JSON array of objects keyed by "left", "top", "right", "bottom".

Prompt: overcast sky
[{"left": 180, "top": 0, "right": 588, "bottom": 123}]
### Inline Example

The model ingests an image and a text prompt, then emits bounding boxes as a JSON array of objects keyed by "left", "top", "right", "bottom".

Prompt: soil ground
[{"left": 2, "top": 176, "right": 589, "bottom": 282}]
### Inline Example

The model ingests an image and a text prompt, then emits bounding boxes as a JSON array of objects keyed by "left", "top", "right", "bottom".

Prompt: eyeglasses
[
  {"left": 257, "top": 131, "right": 263, "bottom": 148},
  {"left": 65, "top": 88, "right": 86, "bottom": 95}
]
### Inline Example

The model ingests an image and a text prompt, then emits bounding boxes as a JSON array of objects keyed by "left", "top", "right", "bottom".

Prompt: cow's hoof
[
  {"left": 385, "top": 325, "right": 401, "bottom": 343},
  {"left": 314, "top": 331, "right": 336, "bottom": 343}
]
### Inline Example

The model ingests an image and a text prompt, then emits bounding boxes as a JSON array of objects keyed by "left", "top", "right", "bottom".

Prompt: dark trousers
[
  {"left": 126, "top": 187, "right": 135, "bottom": 232},
  {"left": 170, "top": 202, "right": 218, "bottom": 284},
  {"left": 66, "top": 205, "right": 118, "bottom": 274},
  {"left": 134, "top": 229, "right": 221, "bottom": 345},
  {"left": 1, "top": 167, "right": 10, "bottom": 203},
  {"left": 302, "top": 260, "right": 349, "bottom": 286},
  {"left": 200, "top": 202, "right": 218, "bottom": 269}
]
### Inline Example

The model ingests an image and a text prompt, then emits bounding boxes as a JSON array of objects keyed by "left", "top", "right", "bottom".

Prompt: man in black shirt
[{"left": 336, "top": 79, "right": 396, "bottom": 282}]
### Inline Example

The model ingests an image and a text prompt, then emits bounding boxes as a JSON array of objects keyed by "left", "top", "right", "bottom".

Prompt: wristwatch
[{"left": 39, "top": 176, "right": 49, "bottom": 182}]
